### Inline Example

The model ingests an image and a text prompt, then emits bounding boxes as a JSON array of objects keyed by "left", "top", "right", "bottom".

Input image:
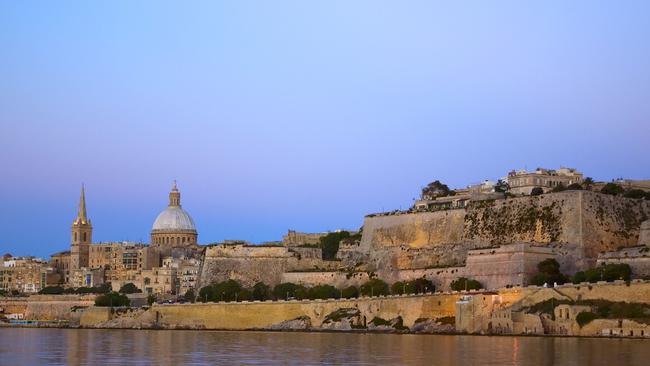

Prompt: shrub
[
  {"left": 601, "top": 183, "right": 624, "bottom": 196},
  {"left": 119, "top": 283, "right": 142, "bottom": 294},
  {"left": 576, "top": 311, "right": 598, "bottom": 327},
  {"left": 308, "top": 285, "right": 338, "bottom": 300},
  {"left": 39, "top": 286, "right": 64, "bottom": 295},
  {"left": 582, "top": 263, "right": 632, "bottom": 283},
  {"left": 531, "top": 187, "right": 544, "bottom": 196},
  {"left": 359, "top": 279, "right": 389, "bottom": 297},
  {"left": 572, "top": 271, "right": 586, "bottom": 284},
  {"left": 530, "top": 259, "right": 567, "bottom": 286},
  {"left": 623, "top": 189, "right": 647, "bottom": 199},
  {"left": 551, "top": 183, "right": 567, "bottom": 193},
  {"left": 272, "top": 282, "right": 307, "bottom": 300},
  {"left": 391, "top": 278, "right": 434, "bottom": 295},
  {"left": 450, "top": 277, "right": 483, "bottom": 291},
  {"left": 183, "top": 289, "right": 196, "bottom": 303},
  {"left": 341, "top": 286, "right": 359, "bottom": 299},
  {"left": 320, "top": 231, "right": 351, "bottom": 260},
  {"left": 147, "top": 294, "right": 156, "bottom": 306},
  {"left": 199, "top": 280, "right": 247, "bottom": 302},
  {"left": 95, "top": 292, "right": 130, "bottom": 307},
  {"left": 567, "top": 183, "right": 583, "bottom": 190},
  {"left": 252, "top": 282, "right": 271, "bottom": 301}
]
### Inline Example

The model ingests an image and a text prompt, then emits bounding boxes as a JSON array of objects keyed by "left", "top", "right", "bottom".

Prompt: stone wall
[
  {"left": 357, "top": 191, "right": 650, "bottom": 275},
  {"left": 0, "top": 295, "right": 94, "bottom": 321},
  {"left": 150, "top": 293, "right": 460, "bottom": 330}
]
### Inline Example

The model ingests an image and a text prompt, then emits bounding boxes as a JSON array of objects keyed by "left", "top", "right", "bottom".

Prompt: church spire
[
  {"left": 77, "top": 184, "right": 88, "bottom": 224},
  {"left": 169, "top": 180, "right": 181, "bottom": 207}
]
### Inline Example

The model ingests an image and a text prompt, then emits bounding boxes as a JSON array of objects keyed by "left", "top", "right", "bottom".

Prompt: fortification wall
[
  {"left": 358, "top": 191, "right": 650, "bottom": 273},
  {"left": 0, "top": 296, "right": 94, "bottom": 320},
  {"left": 151, "top": 293, "right": 461, "bottom": 330}
]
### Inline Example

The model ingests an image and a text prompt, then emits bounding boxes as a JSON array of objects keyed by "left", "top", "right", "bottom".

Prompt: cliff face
[{"left": 358, "top": 191, "right": 650, "bottom": 273}]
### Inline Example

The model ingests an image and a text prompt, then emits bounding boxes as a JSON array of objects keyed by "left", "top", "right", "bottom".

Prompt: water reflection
[{"left": 0, "top": 329, "right": 648, "bottom": 366}]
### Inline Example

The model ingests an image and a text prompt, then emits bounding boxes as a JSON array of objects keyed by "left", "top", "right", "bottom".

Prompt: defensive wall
[
  {"left": 359, "top": 191, "right": 650, "bottom": 274},
  {"left": 0, "top": 295, "right": 94, "bottom": 321}
]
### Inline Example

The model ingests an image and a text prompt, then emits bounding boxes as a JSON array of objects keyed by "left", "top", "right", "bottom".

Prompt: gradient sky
[{"left": 1, "top": 1, "right": 649, "bottom": 257}]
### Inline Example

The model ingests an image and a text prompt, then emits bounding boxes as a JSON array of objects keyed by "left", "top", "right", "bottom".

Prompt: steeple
[
  {"left": 76, "top": 184, "right": 88, "bottom": 224},
  {"left": 169, "top": 180, "right": 181, "bottom": 207}
]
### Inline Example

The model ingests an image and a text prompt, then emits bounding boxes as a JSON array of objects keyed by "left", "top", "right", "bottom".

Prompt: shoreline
[{"left": 3, "top": 323, "right": 650, "bottom": 340}]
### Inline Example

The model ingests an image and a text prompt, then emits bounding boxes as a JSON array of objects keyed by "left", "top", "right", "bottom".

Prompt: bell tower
[{"left": 70, "top": 184, "right": 92, "bottom": 270}]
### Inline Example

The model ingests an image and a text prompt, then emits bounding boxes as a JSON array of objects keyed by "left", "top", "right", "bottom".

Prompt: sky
[{"left": 1, "top": 1, "right": 649, "bottom": 257}]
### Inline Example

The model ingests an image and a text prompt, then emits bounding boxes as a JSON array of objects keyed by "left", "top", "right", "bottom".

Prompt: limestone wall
[
  {"left": 358, "top": 191, "right": 650, "bottom": 273},
  {"left": 150, "top": 293, "right": 461, "bottom": 330},
  {"left": 0, "top": 296, "right": 94, "bottom": 321}
]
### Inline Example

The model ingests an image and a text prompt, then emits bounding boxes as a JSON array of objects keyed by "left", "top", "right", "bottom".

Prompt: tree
[
  {"left": 551, "top": 183, "right": 567, "bottom": 193},
  {"left": 495, "top": 179, "right": 510, "bottom": 193},
  {"left": 530, "top": 259, "right": 567, "bottom": 286},
  {"left": 422, "top": 180, "right": 453, "bottom": 199},
  {"left": 450, "top": 277, "right": 482, "bottom": 291},
  {"left": 391, "top": 278, "right": 434, "bottom": 295},
  {"left": 272, "top": 282, "right": 307, "bottom": 300},
  {"left": 307, "top": 285, "right": 338, "bottom": 300},
  {"left": 320, "top": 231, "right": 350, "bottom": 260},
  {"left": 572, "top": 271, "right": 586, "bottom": 284},
  {"left": 531, "top": 187, "right": 544, "bottom": 196},
  {"left": 359, "top": 279, "right": 389, "bottom": 297},
  {"left": 95, "top": 292, "right": 130, "bottom": 307},
  {"left": 583, "top": 177, "right": 595, "bottom": 190},
  {"left": 147, "top": 294, "right": 156, "bottom": 305},
  {"left": 119, "top": 283, "right": 142, "bottom": 294},
  {"left": 183, "top": 289, "right": 196, "bottom": 303},
  {"left": 39, "top": 286, "right": 64, "bottom": 295},
  {"left": 567, "top": 183, "right": 583, "bottom": 190},
  {"left": 601, "top": 183, "right": 624, "bottom": 196},
  {"left": 623, "top": 189, "right": 647, "bottom": 199},
  {"left": 252, "top": 282, "right": 271, "bottom": 301},
  {"left": 341, "top": 286, "right": 359, "bottom": 299}
]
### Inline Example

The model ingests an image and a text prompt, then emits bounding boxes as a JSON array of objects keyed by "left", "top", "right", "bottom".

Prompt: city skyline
[{"left": 2, "top": 1, "right": 650, "bottom": 256}]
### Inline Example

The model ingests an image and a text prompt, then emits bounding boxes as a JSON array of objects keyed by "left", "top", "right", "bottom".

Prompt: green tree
[
  {"left": 450, "top": 277, "right": 483, "bottom": 291},
  {"left": 320, "top": 231, "right": 351, "bottom": 260},
  {"left": 583, "top": 177, "right": 595, "bottom": 190},
  {"left": 422, "top": 180, "right": 453, "bottom": 198},
  {"left": 359, "top": 279, "right": 389, "bottom": 297},
  {"left": 307, "top": 285, "right": 338, "bottom": 300},
  {"left": 119, "top": 283, "right": 142, "bottom": 294},
  {"left": 572, "top": 271, "right": 586, "bottom": 284},
  {"left": 272, "top": 282, "right": 307, "bottom": 300},
  {"left": 601, "top": 183, "right": 624, "bottom": 196},
  {"left": 495, "top": 179, "right": 510, "bottom": 193},
  {"left": 551, "top": 183, "right": 567, "bottom": 193},
  {"left": 530, "top": 259, "right": 567, "bottom": 286},
  {"left": 623, "top": 189, "right": 647, "bottom": 199},
  {"left": 147, "top": 294, "right": 156, "bottom": 305},
  {"left": 567, "top": 183, "right": 583, "bottom": 190},
  {"left": 95, "top": 292, "right": 130, "bottom": 307},
  {"left": 252, "top": 282, "right": 271, "bottom": 301},
  {"left": 531, "top": 187, "right": 544, "bottom": 196},
  {"left": 341, "top": 286, "right": 359, "bottom": 299},
  {"left": 576, "top": 311, "right": 598, "bottom": 327},
  {"left": 39, "top": 286, "right": 64, "bottom": 295},
  {"left": 183, "top": 289, "right": 196, "bottom": 303}
]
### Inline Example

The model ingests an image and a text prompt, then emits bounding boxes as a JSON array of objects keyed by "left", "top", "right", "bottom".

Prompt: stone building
[
  {"left": 150, "top": 181, "right": 198, "bottom": 251},
  {"left": 507, "top": 167, "right": 583, "bottom": 195},
  {"left": 597, "top": 220, "right": 650, "bottom": 277},
  {"left": 0, "top": 256, "right": 51, "bottom": 293},
  {"left": 49, "top": 251, "right": 70, "bottom": 284},
  {"left": 70, "top": 185, "right": 92, "bottom": 271}
]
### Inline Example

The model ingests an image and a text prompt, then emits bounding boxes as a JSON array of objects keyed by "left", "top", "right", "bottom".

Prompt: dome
[{"left": 151, "top": 206, "right": 196, "bottom": 232}]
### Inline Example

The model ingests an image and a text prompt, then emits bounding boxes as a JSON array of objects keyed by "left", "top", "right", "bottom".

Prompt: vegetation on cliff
[
  {"left": 531, "top": 259, "right": 567, "bottom": 286},
  {"left": 40, "top": 283, "right": 111, "bottom": 295},
  {"left": 572, "top": 263, "right": 631, "bottom": 283},
  {"left": 391, "top": 278, "right": 435, "bottom": 295},
  {"left": 359, "top": 279, "right": 389, "bottom": 297},
  {"left": 119, "top": 283, "right": 142, "bottom": 294},
  {"left": 464, "top": 198, "right": 563, "bottom": 244},
  {"left": 450, "top": 277, "right": 483, "bottom": 291},
  {"left": 95, "top": 292, "right": 130, "bottom": 307}
]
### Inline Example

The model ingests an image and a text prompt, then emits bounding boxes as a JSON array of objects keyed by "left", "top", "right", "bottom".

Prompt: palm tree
[{"left": 583, "top": 177, "right": 595, "bottom": 191}]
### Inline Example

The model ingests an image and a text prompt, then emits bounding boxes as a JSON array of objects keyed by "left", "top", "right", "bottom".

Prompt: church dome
[
  {"left": 150, "top": 181, "right": 197, "bottom": 236},
  {"left": 151, "top": 206, "right": 196, "bottom": 232}
]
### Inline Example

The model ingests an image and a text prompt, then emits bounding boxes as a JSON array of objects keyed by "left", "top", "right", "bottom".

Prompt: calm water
[{"left": 1, "top": 328, "right": 649, "bottom": 366}]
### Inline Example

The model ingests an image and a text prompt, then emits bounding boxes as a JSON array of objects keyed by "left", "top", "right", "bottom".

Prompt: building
[
  {"left": 70, "top": 185, "right": 92, "bottom": 271},
  {"left": 150, "top": 181, "right": 198, "bottom": 251},
  {"left": 0, "top": 256, "right": 50, "bottom": 293},
  {"left": 507, "top": 167, "right": 583, "bottom": 195},
  {"left": 49, "top": 251, "right": 71, "bottom": 284}
]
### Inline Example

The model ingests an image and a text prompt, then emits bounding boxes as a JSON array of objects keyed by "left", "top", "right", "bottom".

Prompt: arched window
[{"left": 83, "top": 232, "right": 87, "bottom": 242}]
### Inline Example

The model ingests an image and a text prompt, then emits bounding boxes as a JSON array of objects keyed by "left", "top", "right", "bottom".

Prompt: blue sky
[{"left": 1, "top": 1, "right": 649, "bottom": 257}]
